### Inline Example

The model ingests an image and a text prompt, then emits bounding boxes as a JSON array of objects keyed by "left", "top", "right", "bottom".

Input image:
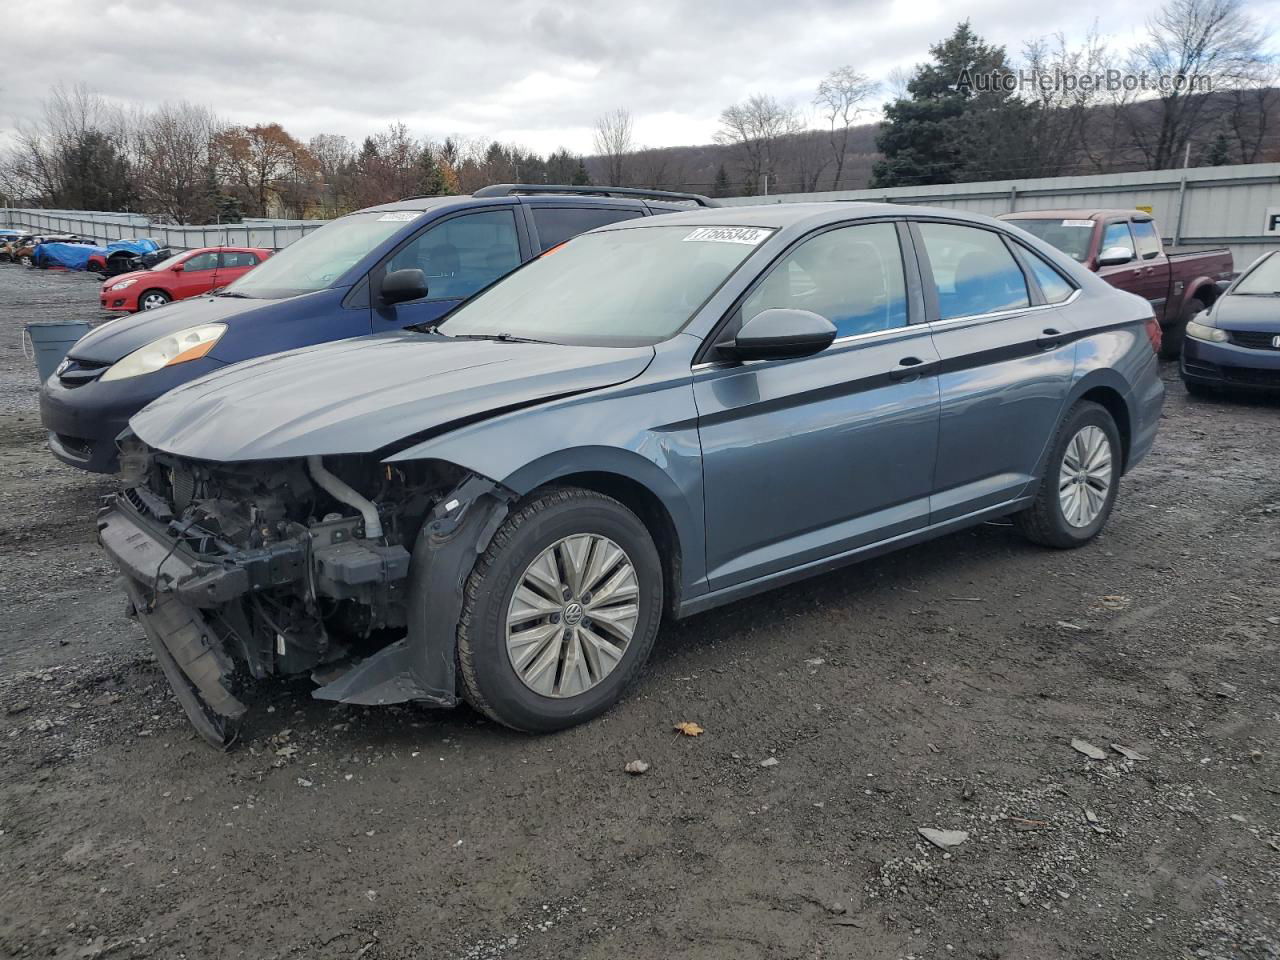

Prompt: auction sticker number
[
  {"left": 682, "top": 227, "right": 772, "bottom": 245},
  {"left": 378, "top": 212, "right": 421, "bottom": 222}
]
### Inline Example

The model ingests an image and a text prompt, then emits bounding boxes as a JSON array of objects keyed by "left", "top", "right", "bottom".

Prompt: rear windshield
[
  {"left": 1004, "top": 218, "right": 1094, "bottom": 263},
  {"left": 436, "top": 224, "right": 770, "bottom": 346},
  {"left": 1235, "top": 253, "right": 1280, "bottom": 295},
  {"left": 224, "top": 211, "right": 421, "bottom": 299}
]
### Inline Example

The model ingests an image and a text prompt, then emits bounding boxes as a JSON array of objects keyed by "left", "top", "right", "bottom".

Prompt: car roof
[
  {"left": 183, "top": 245, "right": 274, "bottom": 254},
  {"left": 595, "top": 200, "right": 1010, "bottom": 233},
  {"left": 353, "top": 191, "right": 687, "bottom": 216},
  {"left": 999, "top": 209, "right": 1153, "bottom": 222}
]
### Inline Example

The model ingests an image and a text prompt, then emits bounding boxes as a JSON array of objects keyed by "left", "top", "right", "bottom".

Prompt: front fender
[{"left": 384, "top": 354, "right": 708, "bottom": 594}]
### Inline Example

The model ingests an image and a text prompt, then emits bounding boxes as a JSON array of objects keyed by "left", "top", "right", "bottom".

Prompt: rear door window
[
  {"left": 219, "top": 251, "right": 259, "bottom": 268},
  {"left": 916, "top": 222, "right": 1030, "bottom": 319},
  {"left": 387, "top": 209, "right": 521, "bottom": 300},
  {"left": 531, "top": 206, "right": 645, "bottom": 251}
]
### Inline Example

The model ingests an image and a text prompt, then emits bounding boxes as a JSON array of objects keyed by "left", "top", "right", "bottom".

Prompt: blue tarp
[
  {"left": 105, "top": 238, "right": 159, "bottom": 256},
  {"left": 33, "top": 242, "right": 107, "bottom": 270}
]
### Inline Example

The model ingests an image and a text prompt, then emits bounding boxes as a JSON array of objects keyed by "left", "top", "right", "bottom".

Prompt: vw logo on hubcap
[{"left": 563, "top": 602, "right": 585, "bottom": 626}]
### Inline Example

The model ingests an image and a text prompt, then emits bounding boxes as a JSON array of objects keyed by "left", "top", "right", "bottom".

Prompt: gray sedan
[{"left": 98, "top": 202, "right": 1165, "bottom": 744}]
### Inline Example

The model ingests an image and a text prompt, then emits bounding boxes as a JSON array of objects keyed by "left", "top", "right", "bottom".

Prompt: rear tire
[
  {"left": 457, "top": 487, "right": 663, "bottom": 733},
  {"left": 1015, "top": 401, "right": 1121, "bottom": 549},
  {"left": 1159, "top": 299, "right": 1205, "bottom": 360}
]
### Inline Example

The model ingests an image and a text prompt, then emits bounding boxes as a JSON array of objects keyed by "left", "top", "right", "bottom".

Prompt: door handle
[
  {"left": 1037, "top": 328, "right": 1062, "bottom": 350},
  {"left": 888, "top": 356, "right": 926, "bottom": 382}
]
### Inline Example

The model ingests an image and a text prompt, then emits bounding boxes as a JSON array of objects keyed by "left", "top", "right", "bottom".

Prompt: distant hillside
[{"left": 581, "top": 88, "right": 1280, "bottom": 196}]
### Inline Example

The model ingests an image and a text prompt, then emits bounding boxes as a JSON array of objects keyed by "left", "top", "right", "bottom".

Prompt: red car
[{"left": 100, "top": 246, "right": 272, "bottom": 313}]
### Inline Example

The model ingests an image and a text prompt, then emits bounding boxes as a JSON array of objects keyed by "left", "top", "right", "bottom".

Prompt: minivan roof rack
[{"left": 473, "top": 183, "right": 719, "bottom": 207}]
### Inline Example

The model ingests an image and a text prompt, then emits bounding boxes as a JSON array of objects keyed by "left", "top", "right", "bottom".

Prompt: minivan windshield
[
  {"left": 224, "top": 211, "right": 423, "bottom": 299},
  {"left": 1005, "top": 218, "right": 1094, "bottom": 262},
  {"left": 1235, "top": 252, "right": 1280, "bottom": 295},
  {"left": 436, "top": 224, "right": 771, "bottom": 346}
]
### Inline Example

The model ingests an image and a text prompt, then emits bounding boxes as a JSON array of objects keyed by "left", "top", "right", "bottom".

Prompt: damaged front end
[{"left": 99, "top": 436, "right": 512, "bottom": 747}]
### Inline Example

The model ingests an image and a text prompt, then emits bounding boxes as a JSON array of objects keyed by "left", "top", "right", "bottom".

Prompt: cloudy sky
[{"left": 5, "top": 0, "right": 1279, "bottom": 155}]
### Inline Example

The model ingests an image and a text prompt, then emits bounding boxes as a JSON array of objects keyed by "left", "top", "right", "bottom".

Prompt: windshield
[
  {"left": 149, "top": 251, "right": 187, "bottom": 271},
  {"left": 1235, "top": 253, "right": 1280, "bottom": 295},
  {"left": 224, "top": 211, "right": 423, "bottom": 299},
  {"left": 437, "top": 224, "right": 770, "bottom": 346},
  {"left": 1005, "top": 218, "right": 1094, "bottom": 262}
]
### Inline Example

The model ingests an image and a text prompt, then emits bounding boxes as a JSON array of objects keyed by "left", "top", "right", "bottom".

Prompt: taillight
[{"left": 1145, "top": 316, "right": 1162, "bottom": 355}]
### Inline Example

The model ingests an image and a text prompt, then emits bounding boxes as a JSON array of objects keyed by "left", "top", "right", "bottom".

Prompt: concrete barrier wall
[{"left": 0, "top": 209, "right": 326, "bottom": 252}]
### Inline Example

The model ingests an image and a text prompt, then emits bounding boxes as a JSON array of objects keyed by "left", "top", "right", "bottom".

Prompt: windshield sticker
[
  {"left": 377, "top": 212, "right": 421, "bottom": 222},
  {"left": 682, "top": 226, "right": 771, "bottom": 245},
  {"left": 1061, "top": 219, "right": 1094, "bottom": 227}
]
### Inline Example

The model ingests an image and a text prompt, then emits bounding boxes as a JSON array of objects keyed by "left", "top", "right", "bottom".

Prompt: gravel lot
[{"left": 0, "top": 265, "right": 1277, "bottom": 960}]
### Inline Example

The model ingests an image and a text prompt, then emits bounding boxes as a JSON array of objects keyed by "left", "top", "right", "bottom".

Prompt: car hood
[
  {"left": 1210, "top": 294, "right": 1280, "bottom": 331},
  {"left": 69, "top": 293, "right": 296, "bottom": 364},
  {"left": 101, "top": 268, "right": 151, "bottom": 287},
  {"left": 129, "top": 332, "right": 656, "bottom": 462}
]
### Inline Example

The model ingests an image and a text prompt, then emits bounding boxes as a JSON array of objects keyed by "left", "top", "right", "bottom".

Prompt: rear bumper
[
  {"left": 1127, "top": 357, "right": 1165, "bottom": 471},
  {"left": 1182, "top": 336, "right": 1280, "bottom": 390}
]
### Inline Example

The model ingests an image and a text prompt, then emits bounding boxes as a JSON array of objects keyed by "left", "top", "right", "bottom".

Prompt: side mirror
[
  {"left": 1097, "top": 245, "right": 1134, "bottom": 267},
  {"left": 719, "top": 308, "right": 837, "bottom": 362},
  {"left": 381, "top": 268, "right": 428, "bottom": 305},
  {"left": 172, "top": 262, "right": 185, "bottom": 272}
]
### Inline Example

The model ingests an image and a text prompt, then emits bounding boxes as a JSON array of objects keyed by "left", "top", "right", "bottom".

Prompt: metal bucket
[{"left": 23, "top": 320, "right": 92, "bottom": 383}]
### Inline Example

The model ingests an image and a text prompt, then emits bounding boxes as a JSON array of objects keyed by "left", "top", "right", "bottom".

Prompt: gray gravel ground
[{"left": 0, "top": 264, "right": 1277, "bottom": 960}]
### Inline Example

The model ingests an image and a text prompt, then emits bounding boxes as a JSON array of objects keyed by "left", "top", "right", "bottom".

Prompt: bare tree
[
  {"left": 814, "top": 67, "right": 877, "bottom": 189},
  {"left": 1223, "top": 61, "right": 1280, "bottom": 162},
  {"left": 714, "top": 94, "right": 802, "bottom": 194},
  {"left": 134, "top": 102, "right": 223, "bottom": 223},
  {"left": 1020, "top": 29, "right": 1109, "bottom": 177},
  {"left": 593, "top": 108, "right": 634, "bottom": 186},
  {"left": 307, "top": 133, "right": 357, "bottom": 215},
  {"left": 1127, "top": 0, "right": 1268, "bottom": 168}
]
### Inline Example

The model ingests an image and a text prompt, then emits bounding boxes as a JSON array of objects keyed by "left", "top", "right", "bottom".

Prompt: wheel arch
[
  {"left": 499, "top": 447, "right": 700, "bottom": 614},
  {"left": 1185, "top": 276, "right": 1220, "bottom": 309},
  {"left": 1068, "top": 373, "right": 1133, "bottom": 472}
]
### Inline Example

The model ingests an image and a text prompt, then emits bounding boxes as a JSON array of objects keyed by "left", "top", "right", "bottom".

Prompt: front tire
[
  {"left": 1183, "top": 379, "right": 1215, "bottom": 399},
  {"left": 457, "top": 487, "right": 663, "bottom": 732},
  {"left": 1015, "top": 401, "right": 1121, "bottom": 549},
  {"left": 138, "top": 289, "right": 171, "bottom": 311},
  {"left": 1159, "top": 299, "right": 1205, "bottom": 360}
]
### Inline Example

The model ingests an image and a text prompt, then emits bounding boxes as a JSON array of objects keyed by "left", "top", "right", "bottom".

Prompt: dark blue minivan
[{"left": 39, "top": 185, "right": 713, "bottom": 472}]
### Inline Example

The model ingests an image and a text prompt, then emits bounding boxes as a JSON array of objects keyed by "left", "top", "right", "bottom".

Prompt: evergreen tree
[
  {"left": 55, "top": 131, "right": 135, "bottom": 210},
  {"left": 416, "top": 147, "right": 447, "bottom": 195},
  {"left": 712, "top": 164, "right": 731, "bottom": 197},
  {"left": 1203, "top": 132, "right": 1232, "bottom": 166},
  {"left": 872, "top": 21, "right": 1028, "bottom": 187},
  {"left": 571, "top": 159, "right": 591, "bottom": 185}
]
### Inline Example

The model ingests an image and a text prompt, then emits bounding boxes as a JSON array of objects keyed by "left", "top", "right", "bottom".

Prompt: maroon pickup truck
[{"left": 999, "top": 209, "right": 1234, "bottom": 358}]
